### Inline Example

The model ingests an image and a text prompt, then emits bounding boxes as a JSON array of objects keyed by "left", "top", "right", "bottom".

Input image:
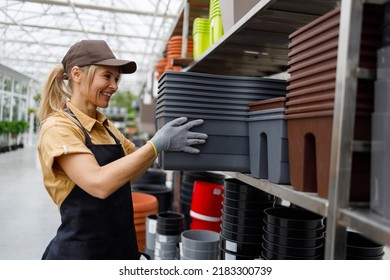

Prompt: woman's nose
[{"left": 109, "top": 79, "right": 118, "bottom": 91}]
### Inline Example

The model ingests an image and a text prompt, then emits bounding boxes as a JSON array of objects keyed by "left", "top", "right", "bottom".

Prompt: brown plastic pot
[
  {"left": 288, "top": 50, "right": 337, "bottom": 75},
  {"left": 289, "top": 7, "right": 340, "bottom": 42},
  {"left": 287, "top": 81, "right": 335, "bottom": 98},
  {"left": 286, "top": 92, "right": 335, "bottom": 107},
  {"left": 248, "top": 97, "right": 286, "bottom": 111},
  {"left": 288, "top": 37, "right": 338, "bottom": 66},
  {"left": 285, "top": 112, "right": 371, "bottom": 200},
  {"left": 288, "top": 60, "right": 337, "bottom": 83},
  {"left": 132, "top": 192, "right": 159, "bottom": 212},
  {"left": 285, "top": 102, "right": 334, "bottom": 115},
  {"left": 287, "top": 70, "right": 336, "bottom": 92},
  {"left": 288, "top": 28, "right": 339, "bottom": 59}
]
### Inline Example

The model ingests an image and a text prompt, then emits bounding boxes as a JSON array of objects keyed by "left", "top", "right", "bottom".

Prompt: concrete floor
[
  {"left": 0, "top": 138, "right": 60, "bottom": 260},
  {"left": 0, "top": 135, "right": 388, "bottom": 260}
]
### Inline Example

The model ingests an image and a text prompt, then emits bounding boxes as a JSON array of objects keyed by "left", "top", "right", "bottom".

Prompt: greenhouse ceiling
[{"left": 0, "top": 0, "right": 185, "bottom": 96}]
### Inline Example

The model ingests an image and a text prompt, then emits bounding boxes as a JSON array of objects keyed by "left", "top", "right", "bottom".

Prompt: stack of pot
[
  {"left": 285, "top": 5, "right": 383, "bottom": 200},
  {"left": 154, "top": 211, "right": 184, "bottom": 260},
  {"left": 219, "top": 178, "right": 275, "bottom": 260},
  {"left": 248, "top": 97, "right": 290, "bottom": 184},
  {"left": 346, "top": 231, "right": 385, "bottom": 260},
  {"left": 180, "top": 230, "right": 220, "bottom": 260},
  {"left": 156, "top": 71, "right": 287, "bottom": 172},
  {"left": 262, "top": 207, "right": 325, "bottom": 260}
]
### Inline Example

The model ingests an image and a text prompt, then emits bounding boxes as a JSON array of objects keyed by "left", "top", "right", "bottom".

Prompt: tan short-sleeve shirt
[{"left": 38, "top": 102, "right": 136, "bottom": 207}]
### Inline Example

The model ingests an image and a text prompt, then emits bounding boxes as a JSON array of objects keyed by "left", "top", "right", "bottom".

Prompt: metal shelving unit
[
  {"left": 174, "top": 0, "right": 390, "bottom": 259},
  {"left": 224, "top": 172, "right": 328, "bottom": 216}
]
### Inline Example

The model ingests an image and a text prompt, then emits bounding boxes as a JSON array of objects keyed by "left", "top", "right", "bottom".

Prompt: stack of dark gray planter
[{"left": 156, "top": 71, "right": 287, "bottom": 172}]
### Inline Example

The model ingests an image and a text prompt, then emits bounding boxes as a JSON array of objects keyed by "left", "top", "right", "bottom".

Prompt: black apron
[{"left": 42, "top": 111, "right": 139, "bottom": 260}]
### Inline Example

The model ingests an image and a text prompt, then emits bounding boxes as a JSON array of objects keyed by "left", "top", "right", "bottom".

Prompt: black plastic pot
[
  {"left": 263, "top": 230, "right": 325, "bottom": 248},
  {"left": 219, "top": 235, "right": 262, "bottom": 256},
  {"left": 134, "top": 168, "right": 167, "bottom": 185},
  {"left": 221, "top": 226, "right": 262, "bottom": 244},
  {"left": 224, "top": 178, "right": 275, "bottom": 201},
  {"left": 262, "top": 238, "right": 324, "bottom": 257},
  {"left": 219, "top": 246, "right": 260, "bottom": 260},
  {"left": 224, "top": 188, "right": 274, "bottom": 202},
  {"left": 223, "top": 196, "right": 262, "bottom": 210},
  {"left": 221, "top": 218, "right": 263, "bottom": 235},
  {"left": 346, "top": 231, "right": 384, "bottom": 257},
  {"left": 264, "top": 206, "right": 324, "bottom": 230},
  {"left": 222, "top": 204, "right": 266, "bottom": 219},
  {"left": 156, "top": 211, "right": 184, "bottom": 236},
  {"left": 221, "top": 210, "right": 262, "bottom": 227},
  {"left": 263, "top": 220, "right": 325, "bottom": 239},
  {"left": 132, "top": 184, "right": 173, "bottom": 212},
  {"left": 261, "top": 244, "right": 324, "bottom": 260}
]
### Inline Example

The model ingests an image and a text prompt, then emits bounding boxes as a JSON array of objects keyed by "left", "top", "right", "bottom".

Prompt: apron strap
[{"left": 65, "top": 107, "right": 121, "bottom": 145}]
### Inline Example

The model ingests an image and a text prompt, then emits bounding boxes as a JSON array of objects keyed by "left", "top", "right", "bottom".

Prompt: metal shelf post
[{"left": 325, "top": 0, "right": 364, "bottom": 259}]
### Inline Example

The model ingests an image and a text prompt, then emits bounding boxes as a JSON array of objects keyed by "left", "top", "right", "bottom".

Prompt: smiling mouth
[{"left": 101, "top": 92, "right": 112, "bottom": 97}]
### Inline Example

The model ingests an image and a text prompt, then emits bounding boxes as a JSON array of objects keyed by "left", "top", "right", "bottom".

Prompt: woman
[{"left": 37, "top": 40, "right": 207, "bottom": 260}]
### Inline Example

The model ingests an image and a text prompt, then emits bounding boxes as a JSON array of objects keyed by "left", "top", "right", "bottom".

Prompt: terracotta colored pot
[
  {"left": 288, "top": 37, "right": 338, "bottom": 67},
  {"left": 289, "top": 8, "right": 340, "bottom": 43},
  {"left": 288, "top": 51, "right": 337, "bottom": 76},
  {"left": 248, "top": 97, "right": 286, "bottom": 111},
  {"left": 285, "top": 112, "right": 371, "bottom": 200},
  {"left": 286, "top": 102, "right": 334, "bottom": 115},
  {"left": 132, "top": 192, "right": 159, "bottom": 213},
  {"left": 289, "top": 28, "right": 339, "bottom": 60},
  {"left": 287, "top": 70, "right": 336, "bottom": 92},
  {"left": 286, "top": 92, "right": 335, "bottom": 107}
]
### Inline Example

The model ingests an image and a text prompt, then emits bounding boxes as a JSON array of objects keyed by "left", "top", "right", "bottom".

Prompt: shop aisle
[{"left": 0, "top": 138, "right": 60, "bottom": 260}]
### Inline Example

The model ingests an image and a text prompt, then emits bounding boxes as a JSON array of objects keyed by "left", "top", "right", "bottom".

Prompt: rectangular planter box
[
  {"left": 156, "top": 100, "right": 249, "bottom": 111},
  {"left": 157, "top": 94, "right": 257, "bottom": 105},
  {"left": 156, "top": 113, "right": 249, "bottom": 172},
  {"left": 155, "top": 106, "right": 248, "bottom": 118},
  {"left": 158, "top": 152, "right": 250, "bottom": 172},
  {"left": 248, "top": 112, "right": 290, "bottom": 184},
  {"left": 158, "top": 83, "right": 286, "bottom": 97},
  {"left": 155, "top": 113, "right": 248, "bottom": 136},
  {"left": 158, "top": 87, "right": 284, "bottom": 101},
  {"left": 285, "top": 112, "right": 371, "bottom": 200},
  {"left": 248, "top": 97, "right": 286, "bottom": 112},
  {"left": 159, "top": 71, "right": 287, "bottom": 90}
]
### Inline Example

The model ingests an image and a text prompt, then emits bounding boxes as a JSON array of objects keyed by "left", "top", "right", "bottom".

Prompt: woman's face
[{"left": 85, "top": 65, "right": 121, "bottom": 109}]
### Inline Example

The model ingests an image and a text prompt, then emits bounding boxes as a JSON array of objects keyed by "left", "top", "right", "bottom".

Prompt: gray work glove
[{"left": 150, "top": 117, "right": 208, "bottom": 154}]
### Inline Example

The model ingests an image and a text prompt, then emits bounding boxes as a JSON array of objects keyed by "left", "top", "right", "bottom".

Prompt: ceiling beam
[
  {"left": 16, "top": 0, "right": 177, "bottom": 18},
  {"left": 0, "top": 39, "right": 158, "bottom": 56},
  {"left": 0, "top": 21, "right": 165, "bottom": 40}
]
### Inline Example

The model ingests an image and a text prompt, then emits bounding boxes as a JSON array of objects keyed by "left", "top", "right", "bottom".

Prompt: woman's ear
[{"left": 70, "top": 66, "right": 82, "bottom": 83}]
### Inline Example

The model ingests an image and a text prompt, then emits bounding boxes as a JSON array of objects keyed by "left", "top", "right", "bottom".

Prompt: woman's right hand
[{"left": 149, "top": 117, "right": 208, "bottom": 154}]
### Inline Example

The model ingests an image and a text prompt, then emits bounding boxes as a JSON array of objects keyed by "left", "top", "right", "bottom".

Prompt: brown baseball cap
[{"left": 61, "top": 40, "right": 137, "bottom": 78}]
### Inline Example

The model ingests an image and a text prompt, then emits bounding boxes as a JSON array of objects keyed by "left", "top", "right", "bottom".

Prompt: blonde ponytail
[{"left": 37, "top": 64, "right": 72, "bottom": 123}]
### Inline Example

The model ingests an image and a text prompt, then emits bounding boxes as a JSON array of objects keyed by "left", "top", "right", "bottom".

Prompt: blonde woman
[{"left": 37, "top": 40, "right": 207, "bottom": 259}]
